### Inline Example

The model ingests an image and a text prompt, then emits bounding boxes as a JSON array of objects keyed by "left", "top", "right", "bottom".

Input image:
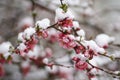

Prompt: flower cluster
[
  {"left": 15, "top": 18, "right": 51, "bottom": 59},
  {"left": 16, "top": 27, "right": 38, "bottom": 57},
  {"left": 0, "top": 0, "right": 118, "bottom": 79},
  {"left": 55, "top": 7, "right": 74, "bottom": 33},
  {"left": 54, "top": 3, "right": 115, "bottom": 73},
  {"left": 35, "top": 18, "right": 50, "bottom": 38}
]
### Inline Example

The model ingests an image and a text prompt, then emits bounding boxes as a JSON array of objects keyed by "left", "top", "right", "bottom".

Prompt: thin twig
[
  {"left": 98, "top": 53, "right": 120, "bottom": 60},
  {"left": 87, "top": 61, "right": 120, "bottom": 78},
  {"left": 47, "top": 22, "right": 64, "bottom": 33},
  {"left": 53, "top": 63, "right": 74, "bottom": 68},
  {"left": 30, "top": 0, "right": 37, "bottom": 25},
  {"left": 60, "top": 0, "right": 64, "bottom": 5}
]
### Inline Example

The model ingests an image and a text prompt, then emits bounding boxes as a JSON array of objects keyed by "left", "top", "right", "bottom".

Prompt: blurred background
[{"left": 0, "top": 0, "right": 120, "bottom": 80}]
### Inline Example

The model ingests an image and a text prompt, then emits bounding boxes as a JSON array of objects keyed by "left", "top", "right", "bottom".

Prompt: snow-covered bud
[
  {"left": 55, "top": 8, "right": 74, "bottom": 22},
  {"left": 23, "top": 27, "right": 36, "bottom": 40},
  {"left": 0, "top": 42, "right": 12, "bottom": 59},
  {"left": 73, "top": 21, "right": 80, "bottom": 30},
  {"left": 95, "top": 34, "right": 115, "bottom": 48},
  {"left": 77, "top": 29, "right": 85, "bottom": 36},
  {"left": 18, "top": 27, "right": 36, "bottom": 42},
  {"left": 76, "top": 29, "right": 85, "bottom": 40},
  {"left": 84, "top": 40, "right": 105, "bottom": 54},
  {"left": 18, "top": 32, "right": 25, "bottom": 42},
  {"left": 35, "top": 18, "right": 50, "bottom": 30}
]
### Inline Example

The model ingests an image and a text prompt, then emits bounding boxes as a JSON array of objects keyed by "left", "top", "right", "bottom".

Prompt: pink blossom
[
  {"left": 19, "top": 50, "right": 27, "bottom": 57},
  {"left": 16, "top": 36, "right": 38, "bottom": 57},
  {"left": 36, "top": 30, "right": 48, "bottom": 38},
  {"left": 72, "top": 57, "right": 88, "bottom": 70},
  {"left": 25, "top": 36, "right": 38, "bottom": 51},
  {"left": 84, "top": 50, "right": 94, "bottom": 60},
  {"left": 42, "top": 30, "right": 48, "bottom": 38},
  {"left": 72, "top": 57, "right": 80, "bottom": 62},
  {"left": 83, "top": 46, "right": 98, "bottom": 60},
  {"left": 58, "top": 33, "right": 76, "bottom": 49},
  {"left": 74, "top": 45, "right": 85, "bottom": 54},
  {"left": 58, "top": 18, "right": 73, "bottom": 28},
  {"left": 75, "top": 60, "right": 88, "bottom": 70}
]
